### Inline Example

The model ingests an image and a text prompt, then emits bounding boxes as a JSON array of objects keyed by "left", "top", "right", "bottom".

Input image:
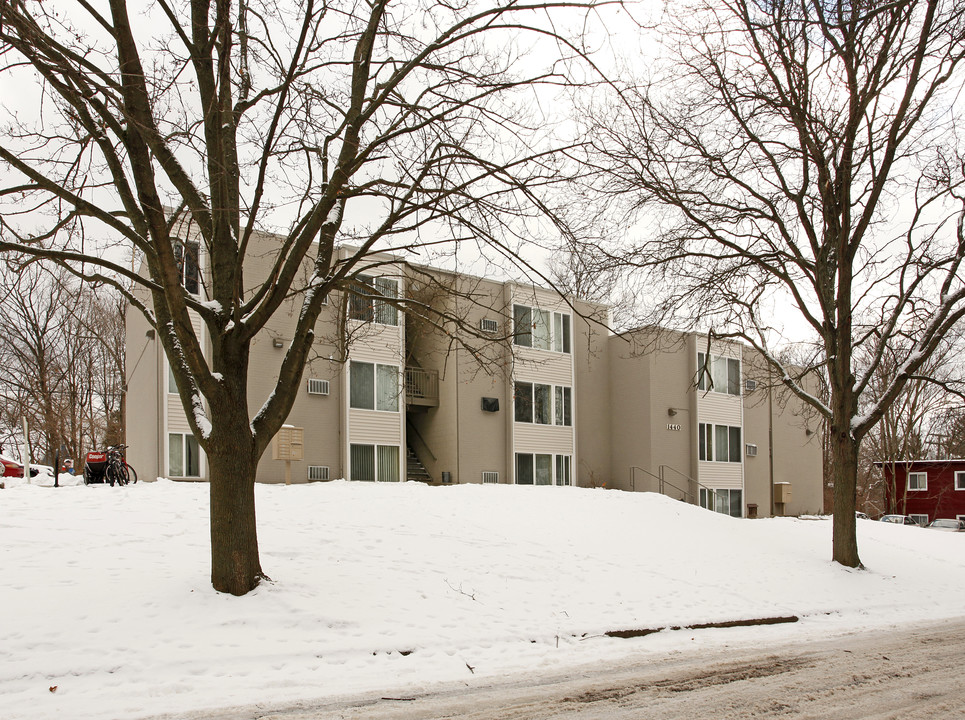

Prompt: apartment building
[{"left": 125, "top": 233, "right": 823, "bottom": 518}]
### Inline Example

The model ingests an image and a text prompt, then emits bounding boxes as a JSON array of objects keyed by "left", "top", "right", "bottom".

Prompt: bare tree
[
  {"left": 581, "top": 0, "right": 965, "bottom": 566},
  {"left": 0, "top": 264, "right": 124, "bottom": 465},
  {"left": 0, "top": 0, "right": 609, "bottom": 594}
]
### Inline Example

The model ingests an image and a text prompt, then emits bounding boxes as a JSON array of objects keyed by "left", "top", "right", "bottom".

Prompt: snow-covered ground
[{"left": 2, "top": 479, "right": 963, "bottom": 720}]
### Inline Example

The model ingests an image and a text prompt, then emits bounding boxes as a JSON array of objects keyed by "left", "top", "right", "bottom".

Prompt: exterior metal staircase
[{"left": 406, "top": 443, "right": 432, "bottom": 483}]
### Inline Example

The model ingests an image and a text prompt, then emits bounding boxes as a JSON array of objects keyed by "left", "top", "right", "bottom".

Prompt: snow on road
[{"left": 2, "top": 479, "right": 964, "bottom": 720}]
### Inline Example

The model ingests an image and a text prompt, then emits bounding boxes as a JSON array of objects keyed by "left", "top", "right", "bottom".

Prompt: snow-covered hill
[{"left": 3, "top": 480, "right": 963, "bottom": 719}]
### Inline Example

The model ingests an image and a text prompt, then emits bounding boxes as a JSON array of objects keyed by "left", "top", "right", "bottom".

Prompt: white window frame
[
  {"left": 697, "top": 352, "right": 741, "bottom": 396},
  {"left": 349, "top": 443, "right": 400, "bottom": 482},
  {"left": 514, "top": 452, "right": 572, "bottom": 486},
  {"left": 174, "top": 239, "right": 200, "bottom": 295},
  {"left": 909, "top": 513, "right": 929, "bottom": 526},
  {"left": 907, "top": 471, "right": 927, "bottom": 491},
  {"left": 699, "top": 487, "right": 743, "bottom": 518},
  {"left": 168, "top": 432, "right": 202, "bottom": 478},
  {"left": 348, "top": 275, "right": 399, "bottom": 326},
  {"left": 349, "top": 361, "right": 400, "bottom": 412},
  {"left": 955, "top": 471, "right": 965, "bottom": 491},
  {"left": 698, "top": 423, "right": 742, "bottom": 463},
  {"left": 512, "top": 304, "right": 571, "bottom": 354},
  {"left": 514, "top": 381, "right": 571, "bottom": 426},
  {"left": 482, "top": 471, "right": 499, "bottom": 484}
]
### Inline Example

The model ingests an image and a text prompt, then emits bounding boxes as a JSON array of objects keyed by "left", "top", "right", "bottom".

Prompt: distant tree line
[{"left": 0, "top": 263, "right": 125, "bottom": 467}]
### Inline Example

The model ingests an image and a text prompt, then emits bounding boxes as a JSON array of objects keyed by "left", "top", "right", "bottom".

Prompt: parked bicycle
[{"left": 84, "top": 445, "right": 138, "bottom": 486}]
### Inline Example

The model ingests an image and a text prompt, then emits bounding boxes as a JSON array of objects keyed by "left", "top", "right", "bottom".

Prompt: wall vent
[
  {"left": 479, "top": 318, "right": 499, "bottom": 333},
  {"left": 482, "top": 471, "right": 499, "bottom": 484},
  {"left": 308, "top": 378, "right": 330, "bottom": 395},
  {"left": 746, "top": 443, "right": 758, "bottom": 457},
  {"left": 308, "top": 465, "right": 330, "bottom": 481},
  {"left": 745, "top": 379, "right": 757, "bottom": 392}
]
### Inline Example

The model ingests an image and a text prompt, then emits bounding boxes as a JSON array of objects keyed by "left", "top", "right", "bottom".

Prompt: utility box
[
  {"left": 774, "top": 482, "right": 792, "bottom": 504},
  {"left": 272, "top": 426, "right": 304, "bottom": 461}
]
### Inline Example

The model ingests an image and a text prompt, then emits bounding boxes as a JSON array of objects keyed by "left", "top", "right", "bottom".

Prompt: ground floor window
[
  {"left": 168, "top": 432, "right": 201, "bottom": 477},
  {"left": 699, "top": 487, "right": 742, "bottom": 518},
  {"left": 350, "top": 444, "right": 400, "bottom": 482},
  {"left": 516, "top": 453, "right": 572, "bottom": 486},
  {"left": 909, "top": 513, "right": 928, "bottom": 526}
]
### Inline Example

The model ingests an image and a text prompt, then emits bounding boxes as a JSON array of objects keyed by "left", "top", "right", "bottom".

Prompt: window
[
  {"left": 168, "top": 432, "right": 201, "bottom": 477},
  {"left": 697, "top": 352, "right": 741, "bottom": 396},
  {"left": 699, "top": 487, "right": 743, "bottom": 518},
  {"left": 516, "top": 382, "right": 571, "bottom": 425},
  {"left": 556, "top": 455, "right": 572, "bottom": 486},
  {"left": 555, "top": 386, "right": 572, "bottom": 426},
  {"left": 909, "top": 514, "right": 928, "bottom": 526},
  {"left": 348, "top": 275, "right": 398, "bottom": 326},
  {"left": 482, "top": 471, "right": 499, "bottom": 484},
  {"left": 907, "top": 471, "right": 927, "bottom": 491},
  {"left": 515, "top": 382, "right": 534, "bottom": 422},
  {"left": 350, "top": 444, "right": 400, "bottom": 482},
  {"left": 516, "top": 453, "right": 572, "bottom": 486},
  {"left": 168, "top": 363, "right": 178, "bottom": 395},
  {"left": 513, "top": 305, "right": 532, "bottom": 347},
  {"left": 513, "top": 305, "right": 571, "bottom": 354},
  {"left": 350, "top": 361, "right": 399, "bottom": 412},
  {"left": 956, "top": 471, "right": 965, "bottom": 491},
  {"left": 553, "top": 312, "right": 571, "bottom": 353},
  {"left": 698, "top": 423, "right": 742, "bottom": 463},
  {"left": 174, "top": 239, "right": 200, "bottom": 295}
]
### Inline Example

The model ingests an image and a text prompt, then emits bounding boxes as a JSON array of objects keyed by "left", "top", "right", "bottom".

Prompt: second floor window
[
  {"left": 349, "top": 275, "right": 398, "bottom": 326},
  {"left": 174, "top": 239, "right": 200, "bottom": 295},
  {"left": 350, "top": 361, "right": 399, "bottom": 412},
  {"left": 697, "top": 352, "right": 740, "bottom": 396},
  {"left": 513, "top": 305, "right": 570, "bottom": 353},
  {"left": 515, "top": 381, "right": 572, "bottom": 425},
  {"left": 699, "top": 422, "right": 742, "bottom": 463}
]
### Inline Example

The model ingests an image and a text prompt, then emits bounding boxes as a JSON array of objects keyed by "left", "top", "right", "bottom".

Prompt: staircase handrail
[{"left": 406, "top": 419, "right": 437, "bottom": 462}]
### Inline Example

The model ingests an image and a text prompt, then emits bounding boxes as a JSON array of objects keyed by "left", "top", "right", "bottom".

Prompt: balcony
[{"left": 405, "top": 367, "right": 439, "bottom": 408}]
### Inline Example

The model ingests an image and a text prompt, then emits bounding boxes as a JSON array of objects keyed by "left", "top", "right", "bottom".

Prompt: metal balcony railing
[{"left": 405, "top": 367, "right": 439, "bottom": 407}]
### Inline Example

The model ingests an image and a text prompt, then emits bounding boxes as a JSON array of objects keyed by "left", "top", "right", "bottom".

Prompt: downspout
[{"left": 768, "top": 366, "right": 775, "bottom": 517}]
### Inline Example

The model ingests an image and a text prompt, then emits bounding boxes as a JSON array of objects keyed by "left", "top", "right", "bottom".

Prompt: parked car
[
  {"left": 856, "top": 511, "right": 871, "bottom": 520},
  {"left": 880, "top": 514, "right": 919, "bottom": 525},
  {"left": 0, "top": 453, "right": 53, "bottom": 479},
  {"left": 925, "top": 518, "right": 965, "bottom": 532}
]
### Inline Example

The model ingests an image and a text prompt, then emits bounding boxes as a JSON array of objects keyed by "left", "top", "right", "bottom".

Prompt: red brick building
[{"left": 878, "top": 459, "right": 965, "bottom": 525}]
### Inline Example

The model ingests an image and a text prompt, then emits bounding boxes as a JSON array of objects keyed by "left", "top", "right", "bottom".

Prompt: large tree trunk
[
  {"left": 208, "top": 438, "right": 263, "bottom": 595},
  {"left": 830, "top": 427, "right": 862, "bottom": 568},
  {"left": 206, "top": 365, "right": 264, "bottom": 596}
]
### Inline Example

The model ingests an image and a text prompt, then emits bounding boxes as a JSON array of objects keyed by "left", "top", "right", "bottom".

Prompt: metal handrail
[
  {"left": 659, "top": 464, "right": 731, "bottom": 510},
  {"left": 406, "top": 419, "right": 437, "bottom": 462},
  {"left": 404, "top": 366, "right": 439, "bottom": 401},
  {"left": 629, "top": 465, "right": 662, "bottom": 493}
]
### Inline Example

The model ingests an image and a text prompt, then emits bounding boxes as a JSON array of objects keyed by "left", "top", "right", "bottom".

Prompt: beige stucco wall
[
  {"left": 742, "top": 353, "right": 824, "bottom": 516},
  {"left": 404, "top": 269, "right": 513, "bottom": 485}
]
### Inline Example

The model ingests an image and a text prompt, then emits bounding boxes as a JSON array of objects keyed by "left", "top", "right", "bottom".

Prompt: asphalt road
[{"left": 174, "top": 618, "right": 965, "bottom": 720}]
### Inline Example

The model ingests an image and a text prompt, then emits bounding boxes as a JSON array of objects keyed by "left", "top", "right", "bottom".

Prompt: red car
[{"left": 1, "top": 453, "right": 46, "bottom": 478}]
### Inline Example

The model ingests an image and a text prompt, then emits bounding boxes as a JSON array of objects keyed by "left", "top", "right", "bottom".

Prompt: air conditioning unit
[
  {"left": 307, "top": 378, "right": 330, "bottom": 395},
  {"left": 746, "top": 443, "right": 758, "bottom": 457},
  {"left": 308, "top": 465, "right": 330, "bottom": 481},
  {"left": 482, "top": 471, "right": 499, "bottom": 484},
  {"left": 479, "top": 318, "right": 499, "bottom": 333},
  {"left": 745, "top": 379, "right": 757, "bottom": 392}
]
